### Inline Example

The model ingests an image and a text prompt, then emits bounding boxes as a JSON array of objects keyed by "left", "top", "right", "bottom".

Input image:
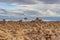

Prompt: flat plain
[{"left": 0, "top": 19, "right": 60, "bottom": 40}]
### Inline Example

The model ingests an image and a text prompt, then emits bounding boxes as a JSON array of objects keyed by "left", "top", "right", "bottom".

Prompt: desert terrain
[{"left": 0, "top": 19, "right": 60, "bottom": 40}]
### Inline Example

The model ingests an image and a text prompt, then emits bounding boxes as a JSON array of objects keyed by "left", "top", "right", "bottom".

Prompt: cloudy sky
[{"left": 0, "top": 0, "right": 60, "bottom": 21}]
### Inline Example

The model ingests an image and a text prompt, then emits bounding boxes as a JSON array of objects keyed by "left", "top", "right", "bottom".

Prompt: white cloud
[
  {"left": 5, "top": 4, "right": 60, "bottom": 17},
  {"left": 41, "top": 10, "right": 60, "bottom": 17},
  {"left": 0, "top": 1, "right": 60, "bottom": 19}
]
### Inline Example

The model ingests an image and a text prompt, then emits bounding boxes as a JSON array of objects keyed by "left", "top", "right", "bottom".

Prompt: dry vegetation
[{"left": 0, "top": 19, "right": 60, "bottom": 40}]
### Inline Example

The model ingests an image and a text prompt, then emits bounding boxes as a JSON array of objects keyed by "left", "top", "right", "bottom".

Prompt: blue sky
[
  {"left": 0, "top": 3, "right": 17, "bottom": 9},
  {"left": 0, "top": 0, "right": 60, "bottom": 21}
]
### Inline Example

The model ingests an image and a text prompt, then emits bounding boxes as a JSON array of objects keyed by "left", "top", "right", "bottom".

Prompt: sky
[{"left": 0, "top": 0, "right": 60, "bottom": 21}]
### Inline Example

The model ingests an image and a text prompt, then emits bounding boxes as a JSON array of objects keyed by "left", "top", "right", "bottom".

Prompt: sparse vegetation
[
  {"left": 0, "top": 19, "right": 60, "bottom": 40},
  {"left": 24, "top": 17, "right": 27, "bottom": 21}
]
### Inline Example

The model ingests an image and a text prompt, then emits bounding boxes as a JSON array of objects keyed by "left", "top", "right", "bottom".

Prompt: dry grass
[{"left": 0, "top": 19, "right": 60, "bottom": 40}]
